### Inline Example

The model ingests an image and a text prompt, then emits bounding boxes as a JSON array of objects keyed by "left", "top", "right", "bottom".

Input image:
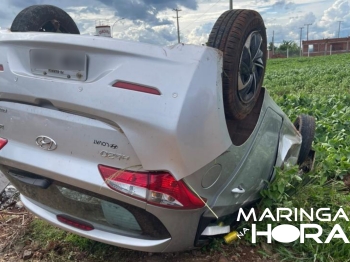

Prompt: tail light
[
  {"left": 0, "top": 137, "right": 8, "bottom": 150},
  {"left": 112, "top": 81, "right": 161, "bottom": 95},
  {"left": 98, "top": 165, "right": 205, "bottom": 209},
  {"left": 0, "top": 64, "right": 3, "bottom": 72}
]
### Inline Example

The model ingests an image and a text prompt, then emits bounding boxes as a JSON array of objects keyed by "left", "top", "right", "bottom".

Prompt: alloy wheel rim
[{"left": 238, "top": 31, "right": 264, "bottom": 103}]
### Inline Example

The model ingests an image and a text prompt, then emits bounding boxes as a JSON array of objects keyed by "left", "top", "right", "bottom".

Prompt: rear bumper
[
  {"left": 21, "top": 195, "right": 172, "bottom": 252},
  {"left": 0, "top": 164, "right": 205, "bottom": 252}
]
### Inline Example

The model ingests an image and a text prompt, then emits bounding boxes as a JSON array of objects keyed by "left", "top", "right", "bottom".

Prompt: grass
[
  {"left": 22, "top": 218, "right": 149, "bottom": 261},
  {"left": 247, "top": 53, "right": 350, "bottom": 262}
]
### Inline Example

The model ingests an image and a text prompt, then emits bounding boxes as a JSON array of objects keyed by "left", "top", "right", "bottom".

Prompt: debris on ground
[
  {"left": 0, "top": 185, "right": 19, "bottom": 210},
  {"left": 0, "top": 184, "right": 32, "bottom": 260}
]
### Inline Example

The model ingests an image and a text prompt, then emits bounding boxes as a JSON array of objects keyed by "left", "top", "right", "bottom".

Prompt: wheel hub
[{"left": 238, "top": 31, "right": 265, "bottom": 104}]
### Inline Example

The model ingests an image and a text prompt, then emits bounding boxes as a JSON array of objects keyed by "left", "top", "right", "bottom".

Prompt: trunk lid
[
  {"left": 0, "top": 101, "right": 141, "bottom": 170},
  {"left": 0, "top": 31, "right": 231, "bottom": 180}
]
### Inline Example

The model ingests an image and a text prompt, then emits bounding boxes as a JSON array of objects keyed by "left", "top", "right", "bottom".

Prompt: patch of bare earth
[
  {"left": 343, "top": 173, "right": 350, "bottom": 189},
  {"left": 0, "top": 187, "right": 34, "bottom": 262},
  {"left": 0, "top": 210, "right": 34, "bottom": 262}
]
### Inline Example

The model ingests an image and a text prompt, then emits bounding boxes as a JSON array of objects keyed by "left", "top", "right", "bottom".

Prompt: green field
[
  {"left": 266, "top": 53, "right": 350, "bottom": 180},
  {"left": 254, "top": 53, "right": 350, "bottom": 261},
  {"left": 3, "top": 54, "right": 350, "bottom": 262},
  {"left": 264, "top": 54, "right": 350, "bottom": 182}
]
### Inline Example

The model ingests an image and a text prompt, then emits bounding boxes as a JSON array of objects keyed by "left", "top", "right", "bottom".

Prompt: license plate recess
[{"left": 30, "top": 49, "right": 87, "bottom": 81}]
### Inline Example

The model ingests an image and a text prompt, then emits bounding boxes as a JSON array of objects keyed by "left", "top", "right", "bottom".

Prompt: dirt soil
[
  {"left": 343, "top": 173, "right": 350, "bottom": 188},
  {"left": 0, "top": 186, "right": 277, "bottom": 262}
]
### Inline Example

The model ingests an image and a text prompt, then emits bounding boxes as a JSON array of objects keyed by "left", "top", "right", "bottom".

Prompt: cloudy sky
[{"left": 1, "top": 0, "right": 349, "bottom": 46}]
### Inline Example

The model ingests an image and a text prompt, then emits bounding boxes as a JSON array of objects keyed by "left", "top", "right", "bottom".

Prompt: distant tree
[
  {"left": 278, "top": 40, "right": 299, "bottom": 51},
  {"left": 268, "top": 41, "right": 277, "bottom": 51}
]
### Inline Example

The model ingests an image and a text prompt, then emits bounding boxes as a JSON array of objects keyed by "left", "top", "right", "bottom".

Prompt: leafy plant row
[{"left": 249, "top": 54, "right": 350, "bottom": 262}]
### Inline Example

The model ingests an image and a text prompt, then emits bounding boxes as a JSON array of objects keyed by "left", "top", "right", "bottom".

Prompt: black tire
[
  {"left": 208, "top": 10, "right": 267, "bottom": 120},
  {"left": 11, "top": 5, "right": 79, "bottom": 34},
  {"left": 294, "top": 114, "right": 316, "bottom": 164}
]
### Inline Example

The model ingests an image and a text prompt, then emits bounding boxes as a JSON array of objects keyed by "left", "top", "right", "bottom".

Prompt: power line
[
  {"left": 304, "top": 23, "right": 312, "bottom": 41},
  {"left": 111, "top": 18, "right": 125, "bottom": 38},
  {"left": 181, "top": 0, "right": 223, "bottom": 32},
  {"left": 173, "top": 8, "right": 182, "bottom": 43},
  {"left": 337, "top": 21, "right": 343, "bottom": 38}
]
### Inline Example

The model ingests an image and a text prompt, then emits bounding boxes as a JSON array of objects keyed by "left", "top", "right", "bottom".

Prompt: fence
[
  {"left": 268, "top": 49, "right": 300, "bottom": 59},
  {"left": 268, "top": 47, "right": 350, "bottom": 59},
  {"left": 268, "top": 38, "right": 350, "bottom": 59}
]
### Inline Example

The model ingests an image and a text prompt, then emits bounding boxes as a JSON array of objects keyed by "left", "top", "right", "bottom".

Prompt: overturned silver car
[{"left": 0, "top": 5, "right": 315, "bottom": 252}]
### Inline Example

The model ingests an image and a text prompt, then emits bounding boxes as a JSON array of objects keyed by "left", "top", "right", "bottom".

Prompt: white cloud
[
  {"left": 112, "top": 22, "right": 178, "bottom": 45},
  {"left": 317, "top": 0, "right": 350, "bottom": 38},
  {"left": 0, "top": 0, "right": 346, "bottom": 46},
  {"left": 184, "top": 21, "right": 214, "bottom": 44}
]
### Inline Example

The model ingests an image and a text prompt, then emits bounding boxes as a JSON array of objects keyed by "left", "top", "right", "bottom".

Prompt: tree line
[{"left": 269, "top": 40, "right": 300, "bottom": 52}]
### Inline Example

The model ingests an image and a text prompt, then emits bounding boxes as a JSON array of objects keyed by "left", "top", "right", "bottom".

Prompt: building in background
[{"left": 302, "top": 37, "right": 350, "bottom": 56}]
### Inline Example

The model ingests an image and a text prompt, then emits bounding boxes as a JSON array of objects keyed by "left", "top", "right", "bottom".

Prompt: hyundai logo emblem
[{"left": 35, "top": 136, "right": 57, "bottom": 151}]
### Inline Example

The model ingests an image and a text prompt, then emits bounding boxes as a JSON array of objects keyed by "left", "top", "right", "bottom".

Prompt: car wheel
[
  {"left": 11, "top": 5, "right": 80, "bottom": 34},
  {"left": 208, "top": 10, "right": 267, "bottom": 120},
  {"left": 294, "top": 114, "right": 315, "bottom": 164}
]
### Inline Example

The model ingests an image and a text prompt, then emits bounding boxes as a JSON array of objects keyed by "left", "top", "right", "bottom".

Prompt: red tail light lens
[
  {"left": 148, "top": 173, "right": 205, "bottom": 208},
  {"left": 98, "top": 165, "right": 148, "bottom": 200},
  {"left": 57, "top": 215, "right": 94, "bottom": 231},
  {"left": 98, "top": 165, "right": 205, "bottom": 209},
  {"left": 112, "top": 81, "right": 161, "bottom": 95},
  {"left": 0, "top": 64, "right": 3, "bottom": 72},
  {"left": 0, "top": 137, "right": 8, "bottom": 150}
]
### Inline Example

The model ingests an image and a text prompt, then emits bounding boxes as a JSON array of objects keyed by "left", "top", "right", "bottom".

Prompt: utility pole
[
  {"left": 304, "top": 23, "right": 312, "bottom": 41},
  {"left": 173, "top": 8, "right": 182, "bottom": 43},
  {"left": 272, "top": 30, "right": 275, "bottom": 55},
  {"left": 229, "top": 0, "right": 233, "bottom": 9},
  {"left": 299, "top": 27, "right": 304, "bottom": 57},
  {"left": 337, "top": 21, "right": 343, "bottom": 38}
]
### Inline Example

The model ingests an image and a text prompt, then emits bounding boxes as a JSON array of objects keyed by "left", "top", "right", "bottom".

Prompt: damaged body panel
[{"left": 0, "top": 28, "right": 312, "bottom": 253}]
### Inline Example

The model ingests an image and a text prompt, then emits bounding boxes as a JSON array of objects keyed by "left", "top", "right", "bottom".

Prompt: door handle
[{"left": 231, "top": 186, "right": 245, "bottom": 194}]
